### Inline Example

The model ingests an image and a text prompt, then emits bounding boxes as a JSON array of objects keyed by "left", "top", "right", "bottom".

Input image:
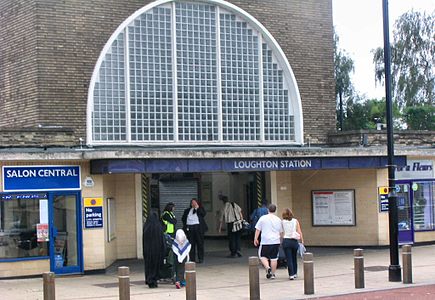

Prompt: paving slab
[{"left": 1, "top": 243, "right": 434, "bottom": 300}]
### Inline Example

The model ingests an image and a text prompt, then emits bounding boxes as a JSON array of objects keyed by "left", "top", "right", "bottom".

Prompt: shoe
[
  {"left": 289, "top": 275, "right": 295, "bottom": 280},
  {"left": 236, "top": 251, "right": 242, "bottom": 257},
  {"left": 180, "top": 280, "right": 186, "bottom": 287},
  {"left": 266, "top": 267, "right": 272, "bottom": 279},
  {"left": 175, "top": 281, "right": 181, "bottom": 289},
  {"left": 294, "top": 274, "right": 297, "bottom": 278},
  {"left": 271, "top": 274, "right": 276, "bottom": 279},
  {"left": 227, "top": 254, "right": 236, "bottom": 258}
]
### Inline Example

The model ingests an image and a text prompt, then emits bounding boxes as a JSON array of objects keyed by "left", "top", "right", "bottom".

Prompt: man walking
[{"left": 254, "top": 204, "right": 282, "bottom": 279}]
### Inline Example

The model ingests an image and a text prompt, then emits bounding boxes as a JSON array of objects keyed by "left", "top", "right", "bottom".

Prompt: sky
[{"left": 332, "top": 0, "right": 434, "bottom": 99}]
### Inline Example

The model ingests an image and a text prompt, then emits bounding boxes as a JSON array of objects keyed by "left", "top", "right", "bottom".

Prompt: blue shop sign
[{"left": 2, "top": 166, "right": 81, "bottom": 192}]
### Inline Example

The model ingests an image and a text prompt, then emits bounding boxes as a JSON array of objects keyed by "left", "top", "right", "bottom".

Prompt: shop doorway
[{"left": 49, "top": 191, "right": 83, "bottom": 275}]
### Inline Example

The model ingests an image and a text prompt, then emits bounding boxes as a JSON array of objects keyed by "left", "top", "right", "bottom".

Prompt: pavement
[{"left": 1, "top": 240, "right": 435, "bottom": 300}]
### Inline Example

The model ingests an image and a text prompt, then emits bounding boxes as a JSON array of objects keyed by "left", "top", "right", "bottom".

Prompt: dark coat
[
  {"left": 182, "top": 206, "right": 208, "bottom": 234},
  {"left": 142, "top": 213, "right": 165, "bottom": 288}
]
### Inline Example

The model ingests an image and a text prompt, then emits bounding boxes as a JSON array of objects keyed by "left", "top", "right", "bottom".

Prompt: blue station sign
[{"left": 2, "top": 165, "right": 81, "bottom": 192}]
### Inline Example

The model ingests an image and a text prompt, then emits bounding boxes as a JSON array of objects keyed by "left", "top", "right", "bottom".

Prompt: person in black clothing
[
  {"left": 142, "top": 212, "right": 166, "bottom": 288},
  {"left": 182, "top": 198, "right": 208, "bottom": 263}
]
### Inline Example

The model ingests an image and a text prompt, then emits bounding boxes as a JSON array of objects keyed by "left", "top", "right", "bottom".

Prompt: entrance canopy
[{"left": 91, "top": 156, "right": 407, "bottom": 174}]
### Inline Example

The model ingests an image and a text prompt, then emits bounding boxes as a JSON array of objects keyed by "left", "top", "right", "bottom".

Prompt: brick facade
[{"left": 0, "top": 0, "right": 335, "bottom": 146}]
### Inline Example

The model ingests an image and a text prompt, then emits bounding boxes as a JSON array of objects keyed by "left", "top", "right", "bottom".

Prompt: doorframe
[{"left": 49, "top": 190, "right": 84, "bottom": 275}]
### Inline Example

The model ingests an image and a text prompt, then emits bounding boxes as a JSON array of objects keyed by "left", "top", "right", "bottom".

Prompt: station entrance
[{"left": 145, "top": 172, "right": 266, "bottom": 236}]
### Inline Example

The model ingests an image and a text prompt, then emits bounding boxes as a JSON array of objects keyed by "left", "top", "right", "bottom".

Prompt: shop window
[
  {"left": 0, "top": 194, "right": 49, "bottom": 259},
  {"left": 413, "top": 182, "right": 435, "bottom": 231}
]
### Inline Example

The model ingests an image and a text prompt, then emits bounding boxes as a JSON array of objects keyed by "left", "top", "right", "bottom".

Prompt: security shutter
[{"left": 159, "top": 180, "right": 198, "bottom": 230}]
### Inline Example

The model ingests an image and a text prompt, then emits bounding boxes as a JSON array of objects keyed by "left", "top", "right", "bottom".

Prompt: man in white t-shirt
[{"left": 254, "top": 204, "right": 283, "bottom": 279}]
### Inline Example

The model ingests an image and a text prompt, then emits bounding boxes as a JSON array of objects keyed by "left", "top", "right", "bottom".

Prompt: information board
[{"left": 312, "top": 190, "right": 355, "bottom": 226}]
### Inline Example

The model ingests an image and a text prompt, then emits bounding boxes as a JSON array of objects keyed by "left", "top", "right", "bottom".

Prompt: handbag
[
  {"left": 298, "top": 242, "right": 306, "bottom": 258},
  {"left": 231, "top": 202, "right": 247, "bottom": 232},
  {"left": 232, "top": 219, "right": 243, "bottom": 232},
  {"left": 242, "top": 220, "right": 251, "bottom": 231}
]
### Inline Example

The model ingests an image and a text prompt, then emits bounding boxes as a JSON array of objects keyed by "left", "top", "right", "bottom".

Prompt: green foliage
[
  {"left": 334, "top": 32, "right": 355, "bottom": 102},
  {"left": 403, "top": 105, "right": 435, "bottom": 130},
  {"left": 334, "top": 31, "right": 355, "bottom": 130},
  {"left": 373, "top": 11, "right": 434, "bottom": 108},
  {"left": 339, "top": 97, "right": 401, "bottom": 130}
]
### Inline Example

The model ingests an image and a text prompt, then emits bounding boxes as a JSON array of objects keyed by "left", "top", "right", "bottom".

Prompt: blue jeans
[{"left": 282, "top": 238, "right": 299, "bottom": 276}]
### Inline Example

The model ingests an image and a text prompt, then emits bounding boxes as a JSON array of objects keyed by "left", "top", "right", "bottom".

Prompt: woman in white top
[{"left": 281, "top": 208, "right": 304, "bottom": 280}]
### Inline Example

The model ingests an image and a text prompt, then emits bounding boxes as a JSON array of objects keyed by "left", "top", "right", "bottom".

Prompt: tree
[
  {"left": 334, "top": 31, "right": 355, "bottom": 131},
  {"left": 403, "top": 105, "right": 435, "bottom": 130},
  {"left": 373, "top": 11, "right": 434, "bottom": 109},
  {"left": 341, "top": 97, "right": 401, "bottom": 130}
]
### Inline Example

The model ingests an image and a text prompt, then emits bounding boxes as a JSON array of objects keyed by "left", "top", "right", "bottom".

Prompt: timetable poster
[{"left": 312, "top": 190, "right": 355, "bottom": 226}]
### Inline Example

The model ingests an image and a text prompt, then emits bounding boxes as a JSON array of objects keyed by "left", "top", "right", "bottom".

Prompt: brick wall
[
  {"left": 328, "top": 130, "right": 435, "bottom": 147},
  {"left": 0, "top": 0, "right": 335, "bottom": 145},
  {"left": 0, "top": 0, "right": 39, "bottom": 127}
]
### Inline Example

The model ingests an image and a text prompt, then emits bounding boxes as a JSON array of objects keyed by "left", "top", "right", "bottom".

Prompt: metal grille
[{"left": 159, "top": 180, "right": 198, "bottom": 230}]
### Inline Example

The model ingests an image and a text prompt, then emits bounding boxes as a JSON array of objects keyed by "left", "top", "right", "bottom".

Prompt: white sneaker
[
  {"left": 289, "top": 275, "right": 295, "bottom": 280},
  {"left": 271, "top": 274, "right": 276, "bottom": 279}
]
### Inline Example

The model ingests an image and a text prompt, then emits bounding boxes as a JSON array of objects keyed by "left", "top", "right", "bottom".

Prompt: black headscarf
[{"left": 142, "top": 212, "right": 165, "bottom": 288}]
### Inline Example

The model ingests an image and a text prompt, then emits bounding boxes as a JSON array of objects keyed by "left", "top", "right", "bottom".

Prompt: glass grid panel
[
  {"left": 175, "top": 3, "right": 218, "bottom": 141},
  {"left": 90, "top": 2, "right": 299, "bottom": 144},
  {"left": 93, "top": 33, "right": 126, "bottom": 141},
  {"left": 262, "top": 44, "right": 295, "bottom": 141},
  {"left": 220, "top": 14, "right": 260, "bottom": 141},
  {"left": 128, "top": 7, "right": 173, "bottom": 141}
]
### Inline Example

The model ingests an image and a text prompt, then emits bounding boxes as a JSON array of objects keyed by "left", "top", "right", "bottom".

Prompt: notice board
[{"left": 312, "top": 190, "right": 355, "bottom": 226}]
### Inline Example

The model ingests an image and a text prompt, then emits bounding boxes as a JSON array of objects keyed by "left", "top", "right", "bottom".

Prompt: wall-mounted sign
[
  {"left": 378, "top": 186, "right": 389, "bottom": 212},
  {"left": 312, "top": 190, "right": 355, "bottom": 226},
  {"left": 84, "top": 197, "right": 103, "bottom": 229},
  {"left": 2, "top": 166, "right": 81, "bottom": 191},
  {"left": 83, "top": 176, "right": 95, "bottom": 187},
  {"left": 396, "top": 160, "right": 433, "bottom": 180}
]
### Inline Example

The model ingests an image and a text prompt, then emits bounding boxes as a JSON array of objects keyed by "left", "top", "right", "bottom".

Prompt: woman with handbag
[
  {"left": 281, "top": 208, "right": 304, "bottom": 280},
  {"left": 218, "top": 196, "right": 243, "bottom": 258}
]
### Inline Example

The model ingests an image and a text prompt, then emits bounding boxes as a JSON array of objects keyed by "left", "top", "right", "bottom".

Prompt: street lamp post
[{"left": 382, "top": 0, "right": 401, "bottom": 282}]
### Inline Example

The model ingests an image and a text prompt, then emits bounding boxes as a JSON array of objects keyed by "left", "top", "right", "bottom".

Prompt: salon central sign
[
  {"left": 2, "top": 165, "right": 81, "bottom": 192},
  {"left": 226, "top": 159, "right": 318, "bottom": 171}
]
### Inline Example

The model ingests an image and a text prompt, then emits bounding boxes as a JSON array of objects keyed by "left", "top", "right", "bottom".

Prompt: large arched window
[{"left": 87, "top": 0, "right": 303, "bottom": 145}]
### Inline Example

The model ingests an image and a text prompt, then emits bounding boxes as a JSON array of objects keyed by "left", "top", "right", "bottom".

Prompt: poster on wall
[
  {"left": 312, "top": 190, "right": 355, "bottom": 226},
  {"left": 84, "top": 197, "right": 103, "bottom": 229}
]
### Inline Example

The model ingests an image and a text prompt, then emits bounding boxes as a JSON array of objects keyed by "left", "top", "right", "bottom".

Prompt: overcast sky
[{"left": 332, "top": 0, "right": 434, "bottom": 99}]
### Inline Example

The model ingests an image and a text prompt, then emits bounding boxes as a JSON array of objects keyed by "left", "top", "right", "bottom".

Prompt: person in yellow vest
[{"left": 161, "top": 202, "right": 177, "bottom": 237}]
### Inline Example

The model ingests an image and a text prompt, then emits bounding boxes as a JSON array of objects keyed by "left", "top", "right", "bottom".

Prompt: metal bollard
[
  {"left": 248, "top": 256, "right": 260, "bottom": 300},
  {"left": 43, "top": 272, "right": 56, "bottom": 300},
  {"left": 402, "top": 245, "right": 412, "bottom": 284},
  {"left": 354, "top": 248, "right": 365, "bottom": 289},
  {"left": 303, "top": 252, "right": 314, "bottom": 295},
  {"left": 185, "top": 262, "right": 197, "bottom": 300},
  {"left": 118, "top": 266, "right": 130, "bottom": 300}
]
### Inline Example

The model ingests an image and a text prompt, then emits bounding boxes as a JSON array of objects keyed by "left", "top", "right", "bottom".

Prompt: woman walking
[{"left": 281, "top": 208, "right": 304, "bottom": 280}]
